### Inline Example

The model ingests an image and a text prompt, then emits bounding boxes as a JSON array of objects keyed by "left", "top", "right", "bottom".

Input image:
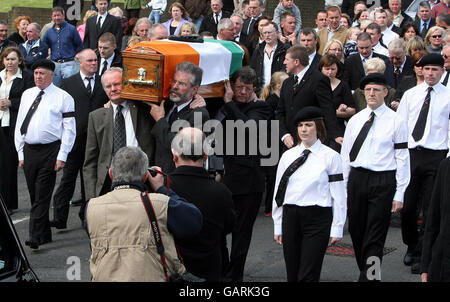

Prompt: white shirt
[
  {"left": 441, "top": 69, "right": 450, "bottom": 88},
  {"left": 263, "top": 43, "right": 277, "bottom": 88},
  {"left": 100, "top": 53, "right": 115, "bottom": 74},
  {"left": 15, "top": 84, "right": 76, "bottom": 162},
  {"left": 341, "top": 104, "right": 410, "bottom": 202},
  {"left": 96, "top": 12, "right": 108, "bottom": 28},
  {"left": 308, "top": 51, "right": 317, "bottom": 66},
  {"left": 397, "top": 82, "right": 450, "bottom": 150},
  {"left": 373, "top": 42, "right": 389, "bottom": 57},
  {"left": 111, "top": 101, "right": 138, "bottom": 148},
  {"left": 360, "top": 53, "right": 374, "bottom": 74},
  {"left": 80, "top": 71, "right": 96, "bottom": 93},
  {"left": 381, "top": 28, "right": 399, "bottom": 48},
  {"left": 272, "top": 140, "right": 347, "bottom": 238},
  {"left": 0, "top": 68, "right": 22, "bottom": 127}
]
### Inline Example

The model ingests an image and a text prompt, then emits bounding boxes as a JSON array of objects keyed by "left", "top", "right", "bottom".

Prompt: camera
[{"left": 147, "top": 167, "right": 157, "bottom": 177}]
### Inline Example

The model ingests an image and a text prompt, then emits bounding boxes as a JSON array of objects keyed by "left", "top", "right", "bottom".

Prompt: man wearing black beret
[
  {"left": 14, "top": 58, "right": 76, "bottom": 249},
  {"left": 341, "top": 72, "right": 410, "bottom": 281},
  {"left": 396, "top": 53, "right": 450, "bottom": 274}
]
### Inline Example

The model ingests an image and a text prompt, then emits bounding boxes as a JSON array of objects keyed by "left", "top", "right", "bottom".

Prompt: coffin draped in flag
[{"left": 121, "top": 39, "right": 244, "bottom": 103}]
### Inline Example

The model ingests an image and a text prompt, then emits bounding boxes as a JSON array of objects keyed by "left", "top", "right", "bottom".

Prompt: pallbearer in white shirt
[
  {"left": 341, "top": 73, "right": 410, "bottom": 281},
  {"left": 14, "top": 59, "right": 76, "bottom": 250},
  {"left": 396, "top": 53, "right": 450, "bottom": 274},
  {"left": 273, "top": 106, "right": 347, "bottom": 282}
]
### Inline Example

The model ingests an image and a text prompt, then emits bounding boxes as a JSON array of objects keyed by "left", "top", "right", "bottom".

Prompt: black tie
[
  {"left": 168, "top": 107, "right": 179, "bottom": 124},
  {"left": 101, "top": 60, "right": 108, "bottom": 76},
  {"left": 394, "top": 68, "right": 401, "bottom": 88},
  {"left": 275, "top": 149, "right": 311, "bottom": 207},
  {"left": 412, "top": 87, "right": 433, "bottom": 142},
  {"left": 96, "top": 16, "right": 102, "bottom": 33},
  {"left": 113, "top": 104, "right": 126, "bottom": 156},
  {"left": 422, "top": 22, "right": 427, "bottom": 36},
  {"left": 20, "top": 90, "right": 44, "bottom": 135},
  {"left": 349, "top": 111, "right": 375, "bottom": 162},
  {"left": 247, "top": 18, "right": 255, "bottom": 35},
  {"left": 293, "top": 75, "right": 299, "bottom": 92},
  {"left": 85, "top": 76, "right": 93, "bottom": 95},
  {"left": 442, "top": 70, "right": 449, "bottom": 86},
  {"left": 215, "top": 14, "right": 219, "bottom": 24}
]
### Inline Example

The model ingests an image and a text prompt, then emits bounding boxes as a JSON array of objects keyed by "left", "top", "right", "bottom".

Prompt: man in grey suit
[{"left": 83, "top": 67, "right": 155, "bottom": 202}]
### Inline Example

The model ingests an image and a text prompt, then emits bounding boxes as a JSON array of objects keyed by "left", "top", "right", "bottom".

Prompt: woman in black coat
[{"left": 0, "top": 46, "right": 35, "bottom": 213}]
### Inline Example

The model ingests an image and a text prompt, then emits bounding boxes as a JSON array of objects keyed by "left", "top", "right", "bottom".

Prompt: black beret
[
  {"left": 294, "top": 106, "right": 324, "bottom": 124},
  {"left": 31, "top": 59, "right": 55, "bottom": 72},
  {"left": 416, "top": 53, "right": 444, "bottom": 67},
  {"left": 359, "top": 73, "right": 387, "bottom": 90}
]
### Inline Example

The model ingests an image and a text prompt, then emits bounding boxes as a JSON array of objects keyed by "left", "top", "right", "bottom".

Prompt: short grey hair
[
  {"left": 364, "top": 57, "right": 387, "bottom": 73},
  {"left": 388, "top": 38, "right": 407, "bottom": 54},
  {"left": 230, "top": 14, "right": 243, "bottom": 23},
  {"left": 111, "top": 147, "right": 149, "bottom": 183},
  {"left": 29, "top": 22, "right": 41, "bottom": 32},
  {"left": 218, "top": 18, "right": 234, "bottom": 34},
  {"left": 101, "top": 67, "right": 123, "bottom": 87},
  {"left": 171, "top": 127, "right": 207, "bottom": 162},
  {"left": 418, "top": 1, "right": 431, "bottom": 9},
  {"left": 149, "top": 23, "right": 167, "bottom": 39},
  {"left": 175, "top": 62, "right": 203, "bottom": 87}
]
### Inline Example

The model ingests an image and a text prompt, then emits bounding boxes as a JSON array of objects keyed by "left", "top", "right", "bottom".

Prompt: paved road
[{"left": 11, "top": 168, "right": 420, "bottom": 282}]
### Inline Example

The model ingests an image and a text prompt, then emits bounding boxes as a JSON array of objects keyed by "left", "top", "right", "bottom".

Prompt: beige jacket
[
  {"left": 317, "top": 26, "right": 348, "bottom": 55},
  {"left": 87, "top": 189, "right": 186, "bottom": 282}
]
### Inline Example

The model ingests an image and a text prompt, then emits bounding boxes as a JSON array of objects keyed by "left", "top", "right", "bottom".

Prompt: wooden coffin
[{"left": 121, "top": 40, "right": 244, "bottom": 103}]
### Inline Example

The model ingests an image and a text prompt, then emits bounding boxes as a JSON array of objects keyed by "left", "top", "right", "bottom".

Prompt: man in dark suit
[
  {"left": 199, "top": 0, "right": 232, "bottom": 38},
  {"left": 217, "top": 66, "right": 270, "bottom": 282},
  {"left": 343, "top": 32, "right": 391, "bottom": 90},
  {"left": 83, "top": 0, "right": 122, "bottom": 50},
  {"left": 50, "top": 49, "right": 109, "bottom": 228},
  {"left": 277, "top": 45, "right": 342, "bottom": 151},
  {"left": 83, "top": 67, "right": 155, "bottom": 201},
  {"left": 414, "top": 1, "right": 436, "bottom": 38},
  {"left": 299, "top": 28, "right": 321, "bottom": 71},
  {"left": 96, "top": 32, "right": 122, "bottom": 76},
  {"left": 240, "top": 0, "right": 264, "bottom": 45},
  {"left": 148, "top": 62, "right": 210, "bottom": 174},
  {"left": 385, "top": 38, "right": 414, "bottom": 88},
  {"left": 170, "top": 127, "right": 235, "bottom": 282}
]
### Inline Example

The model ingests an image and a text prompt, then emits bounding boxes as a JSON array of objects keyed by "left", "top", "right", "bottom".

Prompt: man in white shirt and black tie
[
  {"left": 397, "top": 53, "right": 450, "bottom": 274},
  {"left": 96, "top": 32, "right": 122, "bottom": 76},
  {"left": 199, "top": 0, "right": 232, "bottom": 38},
  {"left": 341, "top": 73, "right": 410, "bottom": 281},
  {"left": 50, "top": 49, "right": 108, "bottom": 229},
  {"left": 441, "top": 44, "right": 450, "bottom": 87},
  {"left": 15, "top": 59, "right": 76, "bottom": 249}
]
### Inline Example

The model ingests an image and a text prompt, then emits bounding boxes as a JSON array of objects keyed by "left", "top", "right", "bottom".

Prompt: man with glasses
[
  {"left": 386, "top": 38, "right": 413, "bottom": 89},
  {"left": 148, "top": 62, "right": 209, "bottom": 173},
  {"left": 341, "top": 72, "right": 410, "bottom": 281},
  {"left": 441, "top": 44, "right": 450, "bottom": 87},
  {"left": 250, "top": 21, "right": 287, "bottom": 93}
]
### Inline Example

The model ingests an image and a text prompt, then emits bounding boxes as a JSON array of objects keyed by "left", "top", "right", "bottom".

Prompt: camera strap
[{"left": 140, "top": 191, "right": 170, "bottom": 282}]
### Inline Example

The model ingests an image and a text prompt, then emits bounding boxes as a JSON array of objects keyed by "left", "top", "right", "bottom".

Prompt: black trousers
[
  {"left": 23, "top": 140, "right": 60, "bottom": 243},
  {"left": 124, "top": 9, "right": 140, "bottom": 20},
  {"left": 282, "top": 205, "right": 332, "bottom": 282},
  {"left": 225, "top": 192, "right": 262, "bottom": 281},
  {"left": 347, "top": 167, "right": 396, "bottom": 281},
  {"left": 401, "top": 148, "right": 447, "bottom": 256},
  {"left": 0, "top": 127, "right": 18, "bottom": 210},
  {"left": 52, "top": 134, "right": 87, "bottom": 224}
]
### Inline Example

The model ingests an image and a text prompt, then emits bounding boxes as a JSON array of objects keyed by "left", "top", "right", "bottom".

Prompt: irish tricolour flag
[{"left": 127, "top": 39, "right": 244, "bottom": 98}]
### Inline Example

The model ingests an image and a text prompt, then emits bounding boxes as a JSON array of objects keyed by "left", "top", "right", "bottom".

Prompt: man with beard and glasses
[{"left": 148, "top": 62, "right": 210, "bottom": 173}]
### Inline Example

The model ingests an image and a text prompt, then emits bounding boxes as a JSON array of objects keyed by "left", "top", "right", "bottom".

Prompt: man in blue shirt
[{"left": 42, "top": 6, "right": 84, "bottom": 87}]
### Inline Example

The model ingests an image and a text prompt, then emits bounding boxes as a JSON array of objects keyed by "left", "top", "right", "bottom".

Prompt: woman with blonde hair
[
  {"left": 77, "top": 10, "right": 98, "bottom": 41},
  {"left": 323, "top": 39, "right": 344, "bottom": 62},
  {"left": 406, "top": 36, "right": 426, "bottom": 57},
  {"left": 179, "top": 22, "right": 197, "bottom": 36},
  {"left": 162, "top": 2, "right": 190, "bottom": 36},
  {"left": 424, "top": 26, "right": 444, "bottom": 54},
  {"left": 260, "top": 71, "right": 289, "bottom": 217}
]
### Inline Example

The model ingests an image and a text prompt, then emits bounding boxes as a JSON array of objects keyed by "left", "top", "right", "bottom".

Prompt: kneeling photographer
[{"left": 86, "top": 146, "right": 203, "bottom": 282}]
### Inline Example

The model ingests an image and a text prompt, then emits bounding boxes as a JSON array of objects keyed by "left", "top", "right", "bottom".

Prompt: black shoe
[
  {"left": 411, "top": 262, "right": 421, "bottom": 274},
  {"left": 70, "top": 199, "right": 84, "bottom": 206},
  {"left": 39, "top": 238, "right": 52, "bottom": 245},
  {"left": 25, "top": 240, "right": 39, "bottom": 250},
  {"left": 403, "top": 252, "right": 414, "bottom": 266},
  {"left": 49, "top": 220, "right": 67, "bottom": 229}
]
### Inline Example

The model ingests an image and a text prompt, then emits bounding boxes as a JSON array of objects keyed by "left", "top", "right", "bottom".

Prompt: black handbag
[{"left": 140, "top": 192, "right": 205, "bottom": 282}]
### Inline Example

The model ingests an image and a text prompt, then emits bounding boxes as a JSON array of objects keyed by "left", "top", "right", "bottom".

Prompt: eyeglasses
[
  {"left": 390, "top": 56, "right": 403, "bottom": 61},
  {"left": 431, "top": 35, "right": 442, "bottom": 38},
  {"left": 234, "top": 85, "right": 253, "bottom": 92},
  {"left": 329, "top": 48, "right": 342, "bottom": 52}
]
